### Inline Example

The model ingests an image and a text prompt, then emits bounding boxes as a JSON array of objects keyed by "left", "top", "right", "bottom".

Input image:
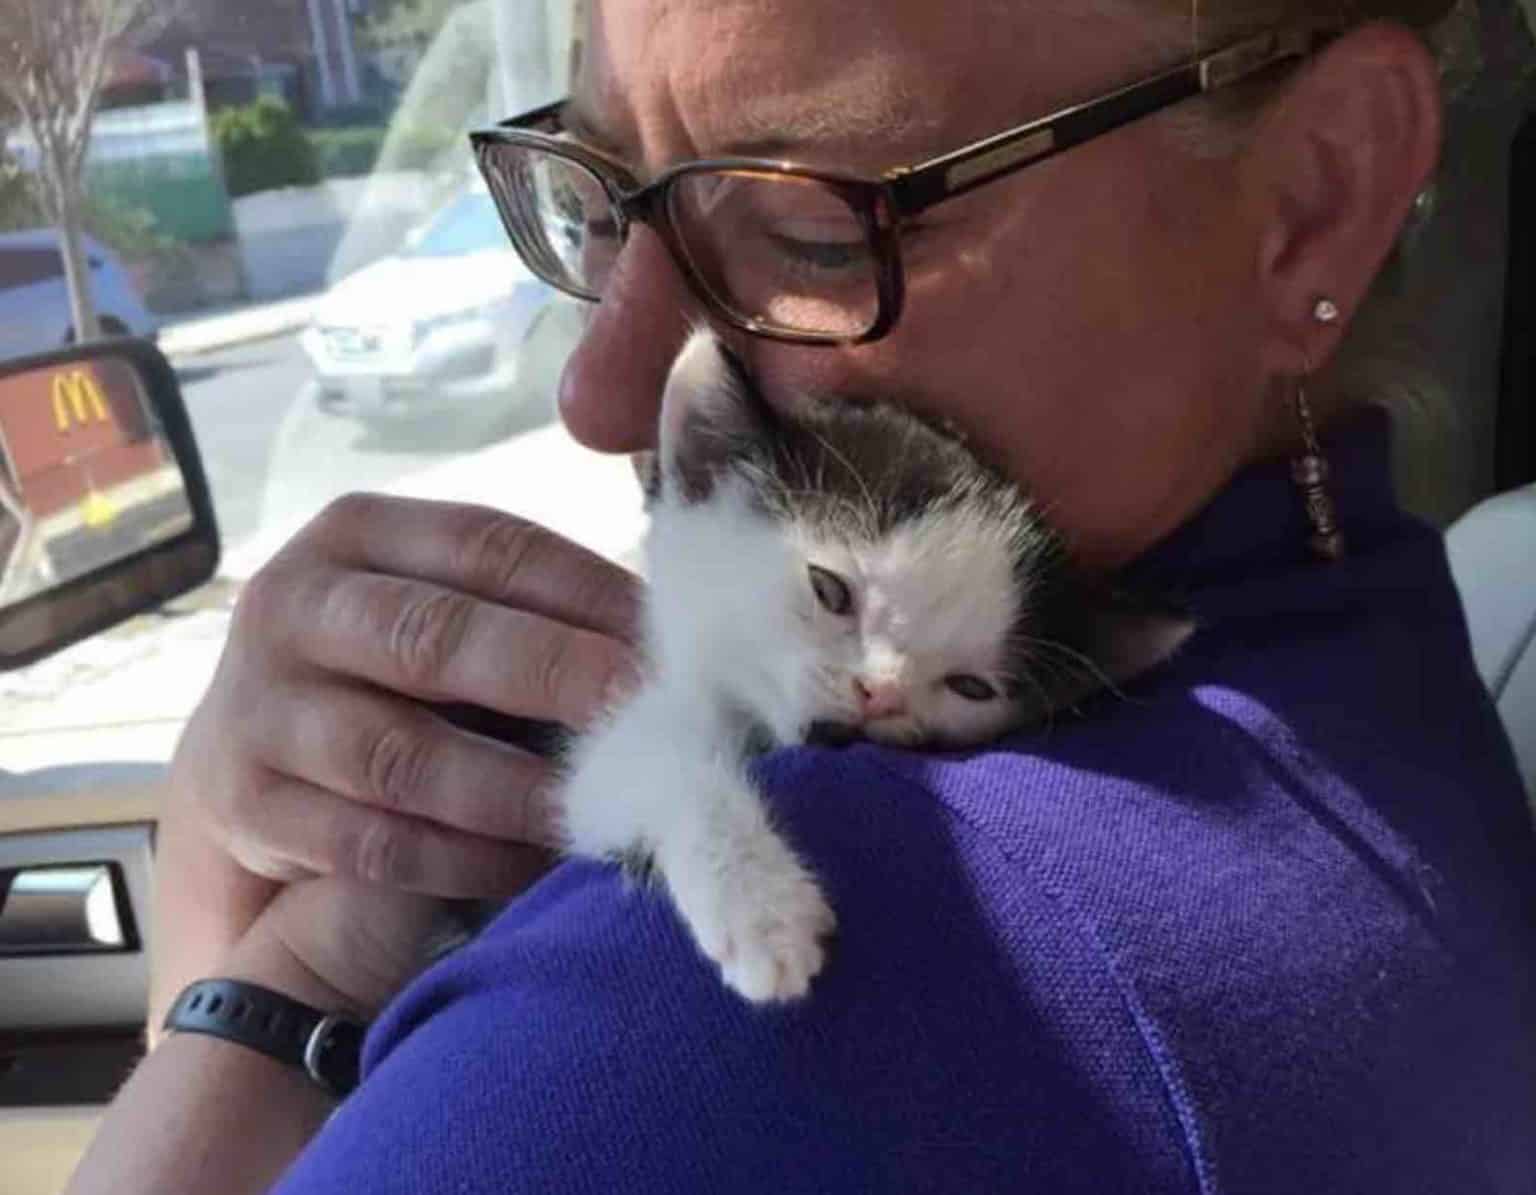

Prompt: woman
[{"left": 69, "top": 1, "right": 1536, "bottom": 1191}]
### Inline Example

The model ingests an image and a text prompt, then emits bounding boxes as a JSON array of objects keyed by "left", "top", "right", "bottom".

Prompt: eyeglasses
[{"left": 471, "top": 26, "right": 1327, "bottom": 346}]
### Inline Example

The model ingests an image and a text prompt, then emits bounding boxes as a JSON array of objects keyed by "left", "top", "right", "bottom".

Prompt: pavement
[
  {"left": 158, "top": 292, "right": 319, "bottom": 360},
  {"left": 0, "top": 299, "right": 648, "bottom": 781}
]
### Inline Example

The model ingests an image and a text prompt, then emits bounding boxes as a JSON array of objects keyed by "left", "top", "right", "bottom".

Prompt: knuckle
[
  {"left": 388, "top": 588, "right": 475, "bottom": 689},
  {"left": 350, "top": 815, "right": 412, "bottom": 886},
  {"left": 233, "top": 560, "right": 330, "bottom": 652},
  {"left": 525, "top": 626, "right": 578, "bottom": 711},
  {"left": 232, "top": 563, "right": 285, "bottom": 635},
  {"left": 315, "top": 491, "right": 380, "bottom": 536},
  {"left": 363, "top": 723, "right": 431, "bottom": 811},
  {"left": 456, "top": 509, "right": 544, "bottom": 598}
]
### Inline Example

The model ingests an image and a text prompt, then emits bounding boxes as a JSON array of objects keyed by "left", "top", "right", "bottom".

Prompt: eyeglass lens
[
  {"left": 665, "top": 171, "right": 879, "bottom": 337},
  {"left": 483, "top": 145, "right": 880, "bottom": 337}
]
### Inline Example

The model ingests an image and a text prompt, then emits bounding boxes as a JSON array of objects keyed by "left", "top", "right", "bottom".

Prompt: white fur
[
  {"left": 793, "top": 505, "right": 1028, "bottom": 747},
  {"left": 560, "top": 474, "right": 835, "bottom": 1002},
  {"left": 558, "top": 331, "right": 1065, "bottom": 1003}
]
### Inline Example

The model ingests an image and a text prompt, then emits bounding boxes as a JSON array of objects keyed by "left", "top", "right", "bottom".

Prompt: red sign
[{"left": 0, "top": 358, "right": 168, "bottom": 519}]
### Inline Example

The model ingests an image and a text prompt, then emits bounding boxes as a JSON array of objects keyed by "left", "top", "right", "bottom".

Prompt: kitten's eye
[
  {"left": 945, "top": 674, "right": 998, "bottom": 702},
  {"left": 808, "top": 565, "right": 853, "bottom": 616}
]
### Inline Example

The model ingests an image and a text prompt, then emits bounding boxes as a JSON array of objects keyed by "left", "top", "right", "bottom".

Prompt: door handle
[
  {"left": 0, "top": 824, "right": 152, "bottom": 1032},
  {"left": 0, "top": 863, "right": 136, "bottom": 956}
]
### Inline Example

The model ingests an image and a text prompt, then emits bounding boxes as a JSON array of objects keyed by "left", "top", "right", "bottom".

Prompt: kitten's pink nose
[{"left": 853, "top": 677, "right": 907, "bottom": 720}]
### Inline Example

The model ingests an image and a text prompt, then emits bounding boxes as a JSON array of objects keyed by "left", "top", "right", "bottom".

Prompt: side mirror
[{"left": 0, "top": 337, "right": 219, "bottom": 671}]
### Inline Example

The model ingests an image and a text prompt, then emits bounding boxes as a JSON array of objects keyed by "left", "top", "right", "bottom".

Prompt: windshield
[
  {"left": 0, "top": 0, "right": 647, "bottom": 774},
  {"left": 0, "top": 0, "right": 1529, "bottom": 778},
  {"left": 401, "top": 192, "right": 504, "bottom": 258}
]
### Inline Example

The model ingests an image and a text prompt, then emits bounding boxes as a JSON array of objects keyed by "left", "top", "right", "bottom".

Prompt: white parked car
[
  {"left": 0, "top": 228, "right": 158, "bottom": 357},
  {"left": 299, "top": 187, "right": 555, "bottom": 441}
]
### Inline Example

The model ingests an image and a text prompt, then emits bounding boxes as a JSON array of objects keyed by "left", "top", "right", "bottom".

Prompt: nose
[
  {"left": 853, "top": 677, "right": 907, "bottom": 720},
  {"left": 557, "top": 225, "right": 699, "bottom": 454}
]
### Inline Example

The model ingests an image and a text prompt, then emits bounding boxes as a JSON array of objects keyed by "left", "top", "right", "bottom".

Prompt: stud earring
[{"left": 1291, "top": 298, "right": 1345, "bottom": 561}]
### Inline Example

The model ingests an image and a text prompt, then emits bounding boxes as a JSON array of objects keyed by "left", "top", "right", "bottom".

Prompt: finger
[
  {"left": 225, "top": 772, "right": 556, "bottom": 899},
  {"left": 247, "top": 678, "right": 562, "bottom": 847},
  {"left": 268, "top": 565, "right": 635, "bottom": 730},
  {"left": 295, "top": 493, "right": 643, "bottom": 643}
]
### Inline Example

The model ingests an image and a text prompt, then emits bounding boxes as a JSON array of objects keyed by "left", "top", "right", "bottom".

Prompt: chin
[{"left": 863, "top": 720, "right": 926, "bottom": 747}]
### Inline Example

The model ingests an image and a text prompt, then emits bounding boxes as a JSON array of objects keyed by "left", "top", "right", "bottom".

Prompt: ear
[
  {"left": 1242, "top": 23, "right": 1442, "bottom": 374},
  {"left": 1016, "top": 602, "right": 1195, "bottom": 723},
  {"left": 1083, "top": 607, "right": 1196, "bottom": 689},
  {"left": 657, "top": 328, "right": 776, "bottom": 501}
]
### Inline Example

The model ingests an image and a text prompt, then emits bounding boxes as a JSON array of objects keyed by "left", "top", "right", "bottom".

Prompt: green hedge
[
  {"left": 211, "top": 97, "right": 319, "bottom": 197},
  {"left": 309, "top": 126, "right": 385, "bottom": 179},
  {"left": 213, "top": 98, "right": 467, "bottom": 194},
  {"left": 386, "top": 125, "right": 462, "bottom": 171}
]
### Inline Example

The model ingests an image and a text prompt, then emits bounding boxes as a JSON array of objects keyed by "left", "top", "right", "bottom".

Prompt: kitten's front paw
[{"left": 668, "top": 838, "right": 837, "bottom": 1004}]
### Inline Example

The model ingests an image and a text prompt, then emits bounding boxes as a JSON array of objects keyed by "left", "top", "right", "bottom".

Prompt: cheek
[
  {"left": 743, "top": 138, "right": 1260, "bottom": 570},
  {"left": 806, "top": 613, "right": 860, "bottom": 678},
  {"left": 917, "top": 693, "right": 1022, "bottom": 743}
]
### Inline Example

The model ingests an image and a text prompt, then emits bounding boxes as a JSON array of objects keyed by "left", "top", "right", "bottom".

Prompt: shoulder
[
  {"left": 273, "top": 707, "right": 1533, "bottom": 1195},
  {"left": 273, "top": 751, "right": 1194, "bottom": 1195},
  {"left": 807, "top": 582, "right": 1536, "bottom": 1190}
]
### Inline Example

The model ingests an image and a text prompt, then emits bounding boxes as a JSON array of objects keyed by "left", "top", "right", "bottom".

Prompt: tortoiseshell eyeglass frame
[{"left": 470, "top": 26, "right": 1330, "bottom": 346}]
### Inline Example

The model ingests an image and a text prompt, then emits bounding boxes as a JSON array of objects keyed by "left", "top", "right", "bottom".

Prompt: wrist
[
  {"left": 222, "top": 923, "right": 358, "bottom": 1016},
  {"left": 149, "top": 917, "right": 356, "bottom": 1053},
  {"left": 149, "top": 810, "right": 279, "bottom": 1027}
]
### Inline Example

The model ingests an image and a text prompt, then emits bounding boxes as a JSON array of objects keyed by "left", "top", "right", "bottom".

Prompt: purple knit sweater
[{"left": 274, "top": 409, "right": 1536, "bottom": 1193}]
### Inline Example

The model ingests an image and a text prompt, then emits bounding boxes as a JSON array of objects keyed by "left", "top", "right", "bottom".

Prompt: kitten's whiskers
[{"left": 1019, "top": 634, "right": 1120, "bottom": 699}]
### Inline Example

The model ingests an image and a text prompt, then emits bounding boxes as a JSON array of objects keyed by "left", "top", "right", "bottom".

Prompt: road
[
  {"left": 1, "top": 309, "right": 643, "bottom": 767},
  {"left": 175, "top": 331, "right": 561, "bottom": 559}
]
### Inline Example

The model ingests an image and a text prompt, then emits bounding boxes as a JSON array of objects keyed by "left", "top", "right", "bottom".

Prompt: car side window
[{"left": 0, "top": 248, "right": 64, "bottom": 292}]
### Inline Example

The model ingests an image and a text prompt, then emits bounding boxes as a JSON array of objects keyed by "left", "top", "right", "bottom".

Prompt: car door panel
[{"left": 0, "top": 781, "right": 160, "bottom": 1195}]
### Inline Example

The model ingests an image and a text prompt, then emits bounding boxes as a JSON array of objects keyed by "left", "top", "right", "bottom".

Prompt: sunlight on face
[{"left": 567, "top": 0, "right": 1266, "bottom": 571}]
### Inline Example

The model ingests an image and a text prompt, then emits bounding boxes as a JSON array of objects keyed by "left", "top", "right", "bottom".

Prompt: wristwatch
[{"left": 162, "top": 978, "right": 367, "bottom": 1097}]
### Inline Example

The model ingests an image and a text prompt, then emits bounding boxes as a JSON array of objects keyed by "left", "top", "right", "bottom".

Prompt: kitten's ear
[
  {"left": 658, "top": 329, "right": 775, "bottom": 502},
  {"left": 1085, "top": 607, "right": 1196, "bottom": 688},
  {"left": 1024, "top": 601, "right": 1195, "bottom": 719}
]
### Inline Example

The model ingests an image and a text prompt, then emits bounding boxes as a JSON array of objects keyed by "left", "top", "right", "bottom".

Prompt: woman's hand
[
  {"left": 154, "top": 494, "right": 643, "bottom": 1025},
  {"left": 224, "top": 875, "right": 471, "bottom": 1020}
]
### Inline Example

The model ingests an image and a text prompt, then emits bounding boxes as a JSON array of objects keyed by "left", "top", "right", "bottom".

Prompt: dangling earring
[{"left": 1291, "top": 298, "right": 1345, "bottom": 561}]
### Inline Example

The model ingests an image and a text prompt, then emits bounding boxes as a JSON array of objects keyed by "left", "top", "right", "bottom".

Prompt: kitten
[{"left": 557, "top": 330, "right": 1191, "bottom": 1003}]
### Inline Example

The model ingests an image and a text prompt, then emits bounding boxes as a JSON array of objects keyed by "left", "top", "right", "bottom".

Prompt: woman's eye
[
  {"left": 808, "top": 565, "right": 853, "bottom": 615},
  {"left": 768, "top": 232, "right": 867, "bottom": 272},
  {"left": 945, "top": 674, "right": 998, "bottom": 702}
]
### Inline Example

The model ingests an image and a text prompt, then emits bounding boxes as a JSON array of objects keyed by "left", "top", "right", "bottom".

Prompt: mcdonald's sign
[{"left": 51, "top": 369, "right": 110, "bottom": 433}]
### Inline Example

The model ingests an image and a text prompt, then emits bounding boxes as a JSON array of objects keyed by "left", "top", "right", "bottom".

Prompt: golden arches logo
[{"left": 51, "top": 369, "right": 109, "bottom": 433}]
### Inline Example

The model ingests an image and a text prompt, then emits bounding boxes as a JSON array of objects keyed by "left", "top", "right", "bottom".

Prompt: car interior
[{"left": 0, "top": 1, "right": 1533, "bottom": 1191}]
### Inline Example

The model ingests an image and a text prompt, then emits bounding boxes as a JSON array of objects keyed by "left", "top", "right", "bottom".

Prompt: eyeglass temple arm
[
  {"left": 495, "top": 98, "right": 566, "bottom": 132},
  {"left": 886, "top": 27, "right": 1327, "bottom": 217}
]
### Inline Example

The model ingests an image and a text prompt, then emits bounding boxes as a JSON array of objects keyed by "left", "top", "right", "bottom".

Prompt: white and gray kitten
[{"left": 556, "top": 330, "right": 1191, "bottom": 1003}]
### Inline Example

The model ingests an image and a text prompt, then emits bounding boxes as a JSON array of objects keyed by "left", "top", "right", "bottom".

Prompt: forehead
[
  {"left": 852, "top": 506, "right": 1024, "bottom": 656},
  {"left": 579, "top": 0, "right": 1173, "bottom": 171}
]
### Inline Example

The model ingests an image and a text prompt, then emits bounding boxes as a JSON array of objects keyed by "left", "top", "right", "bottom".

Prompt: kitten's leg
[
  {"left": 559, "top": 684, "right": 835, "bottom": 1003},
  {"left": 652, "top": 752, "right": 836, "bottom": 1003}
]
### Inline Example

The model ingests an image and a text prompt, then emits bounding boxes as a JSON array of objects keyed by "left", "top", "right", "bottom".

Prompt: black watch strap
[{"left": 163, "top": 978, "right": 366, "bottom": 1097}]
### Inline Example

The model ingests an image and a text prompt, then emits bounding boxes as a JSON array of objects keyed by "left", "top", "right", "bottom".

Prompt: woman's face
[{"left": 558, "top": 0, "right": 1276, "bottom": 569}]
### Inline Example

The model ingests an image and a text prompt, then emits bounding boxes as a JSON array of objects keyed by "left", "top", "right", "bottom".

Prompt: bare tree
[{"left": 0, "top": 0, "right": 162, "bottom": 342}]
